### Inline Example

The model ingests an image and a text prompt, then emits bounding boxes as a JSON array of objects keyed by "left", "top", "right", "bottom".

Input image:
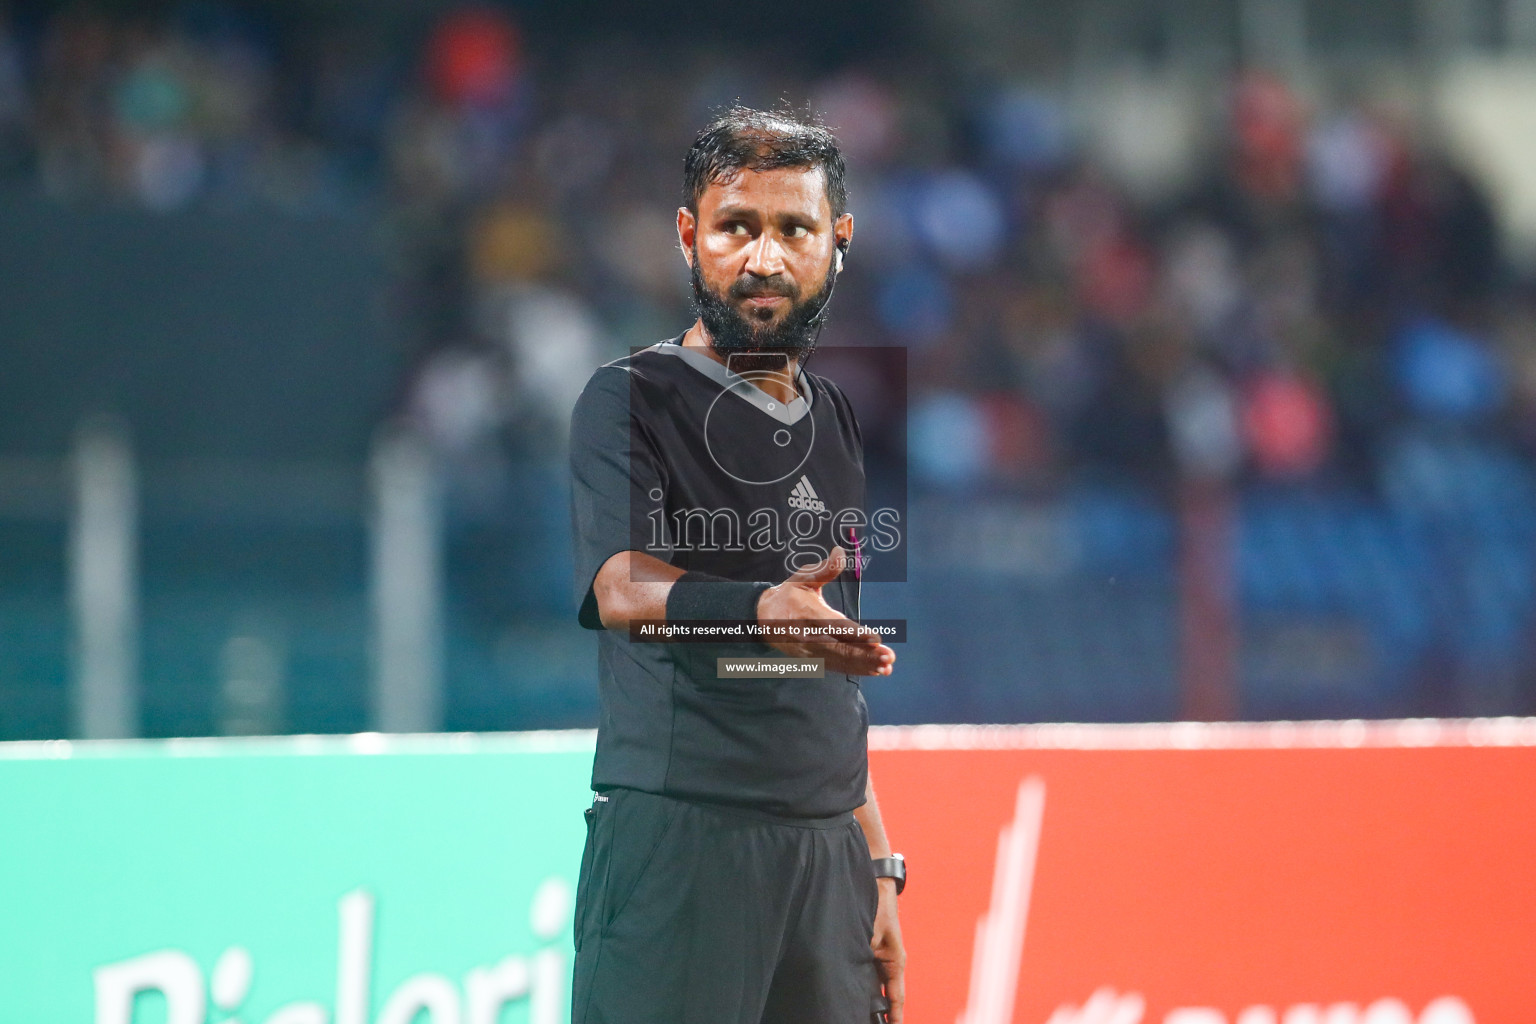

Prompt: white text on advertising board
[{"left": 93, "top": 879, "right": 571, "bottom": 1024}]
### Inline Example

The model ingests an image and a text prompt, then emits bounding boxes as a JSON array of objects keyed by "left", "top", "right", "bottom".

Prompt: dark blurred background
[{"left": 6, "top": 0, "right": 1536, "bottom": 739}]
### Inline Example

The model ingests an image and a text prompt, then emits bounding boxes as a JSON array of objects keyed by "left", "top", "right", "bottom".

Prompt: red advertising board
[{"left": 869, "top": 721, "right": 1536, "bottom": 1024}]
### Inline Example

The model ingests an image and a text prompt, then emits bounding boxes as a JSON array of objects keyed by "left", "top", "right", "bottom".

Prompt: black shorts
[{"left": 571, "top": 787, "right": 883, "bottom": 1024}]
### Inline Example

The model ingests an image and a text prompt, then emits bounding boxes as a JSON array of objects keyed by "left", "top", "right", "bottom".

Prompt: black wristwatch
[{"left": 872, "top": 854, "right": 906, "bottom": 895}]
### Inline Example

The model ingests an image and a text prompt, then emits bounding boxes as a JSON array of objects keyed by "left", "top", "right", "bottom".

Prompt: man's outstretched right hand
[{"left": 756, "top": 545, "right": 895, "bottom": 677}]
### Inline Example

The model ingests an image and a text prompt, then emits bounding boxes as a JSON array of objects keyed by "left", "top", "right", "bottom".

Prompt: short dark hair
[{"left": 683, "top": 106, "right": 848, "bottom": 220}]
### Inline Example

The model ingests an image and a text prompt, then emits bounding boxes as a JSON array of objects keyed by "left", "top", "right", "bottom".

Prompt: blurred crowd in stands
[
  {"left": 2, "top": 3, "right": 1529, "bottom": 497},
  {"left": 7, "top": 2, "right": 1536, "bottom": 724}
]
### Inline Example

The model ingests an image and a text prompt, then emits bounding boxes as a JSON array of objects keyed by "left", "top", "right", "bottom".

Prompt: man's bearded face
[{"left": 690, "top": 240, "right": 836, "bottom": 359}]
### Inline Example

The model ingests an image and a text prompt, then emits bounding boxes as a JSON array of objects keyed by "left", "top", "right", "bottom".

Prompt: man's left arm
[{"left": 854, "top": 772, "right": 906, "bottom": 1024}]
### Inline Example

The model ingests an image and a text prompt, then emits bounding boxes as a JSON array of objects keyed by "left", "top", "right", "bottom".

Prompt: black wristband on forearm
[{"left": 665, "top": 571, "right": 772, "bottom": 623}]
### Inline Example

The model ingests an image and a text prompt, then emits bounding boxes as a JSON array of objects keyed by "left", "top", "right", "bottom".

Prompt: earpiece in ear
[{"left": 834, "top": 238, "right": 849, "bottom": 273}]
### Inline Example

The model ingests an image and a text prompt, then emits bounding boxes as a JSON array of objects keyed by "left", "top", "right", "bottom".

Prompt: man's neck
[{"left": 681, "top": 320, "right": 803, "bottom": 404}]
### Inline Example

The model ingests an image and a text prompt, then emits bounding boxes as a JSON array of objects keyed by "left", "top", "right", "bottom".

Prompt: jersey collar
[{"left": 652, "top": 336, "right": 813, "bottom": 426}]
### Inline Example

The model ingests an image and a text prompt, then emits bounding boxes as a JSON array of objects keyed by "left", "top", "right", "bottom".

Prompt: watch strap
[{"left": 871, "top": 854, "right": 906, "bottom": 895}]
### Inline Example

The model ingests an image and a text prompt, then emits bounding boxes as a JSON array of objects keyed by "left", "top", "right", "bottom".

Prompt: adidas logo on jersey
[{"left": 787, "top": 475, "right": 828, "bottom": 514}]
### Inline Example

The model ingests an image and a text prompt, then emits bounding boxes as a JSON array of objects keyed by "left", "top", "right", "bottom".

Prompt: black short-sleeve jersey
[{"left": 568, "top": 336, "right": 869, "bottom": 818}]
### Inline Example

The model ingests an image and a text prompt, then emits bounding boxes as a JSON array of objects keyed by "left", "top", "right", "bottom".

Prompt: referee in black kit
[{"left": 567, "top": 107, "right": 907, "bottom": 1024}]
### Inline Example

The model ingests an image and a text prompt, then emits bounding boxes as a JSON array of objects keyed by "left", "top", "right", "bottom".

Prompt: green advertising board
[{"left": 0, "top": 732, "right": 597, "bottom": 1024}]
